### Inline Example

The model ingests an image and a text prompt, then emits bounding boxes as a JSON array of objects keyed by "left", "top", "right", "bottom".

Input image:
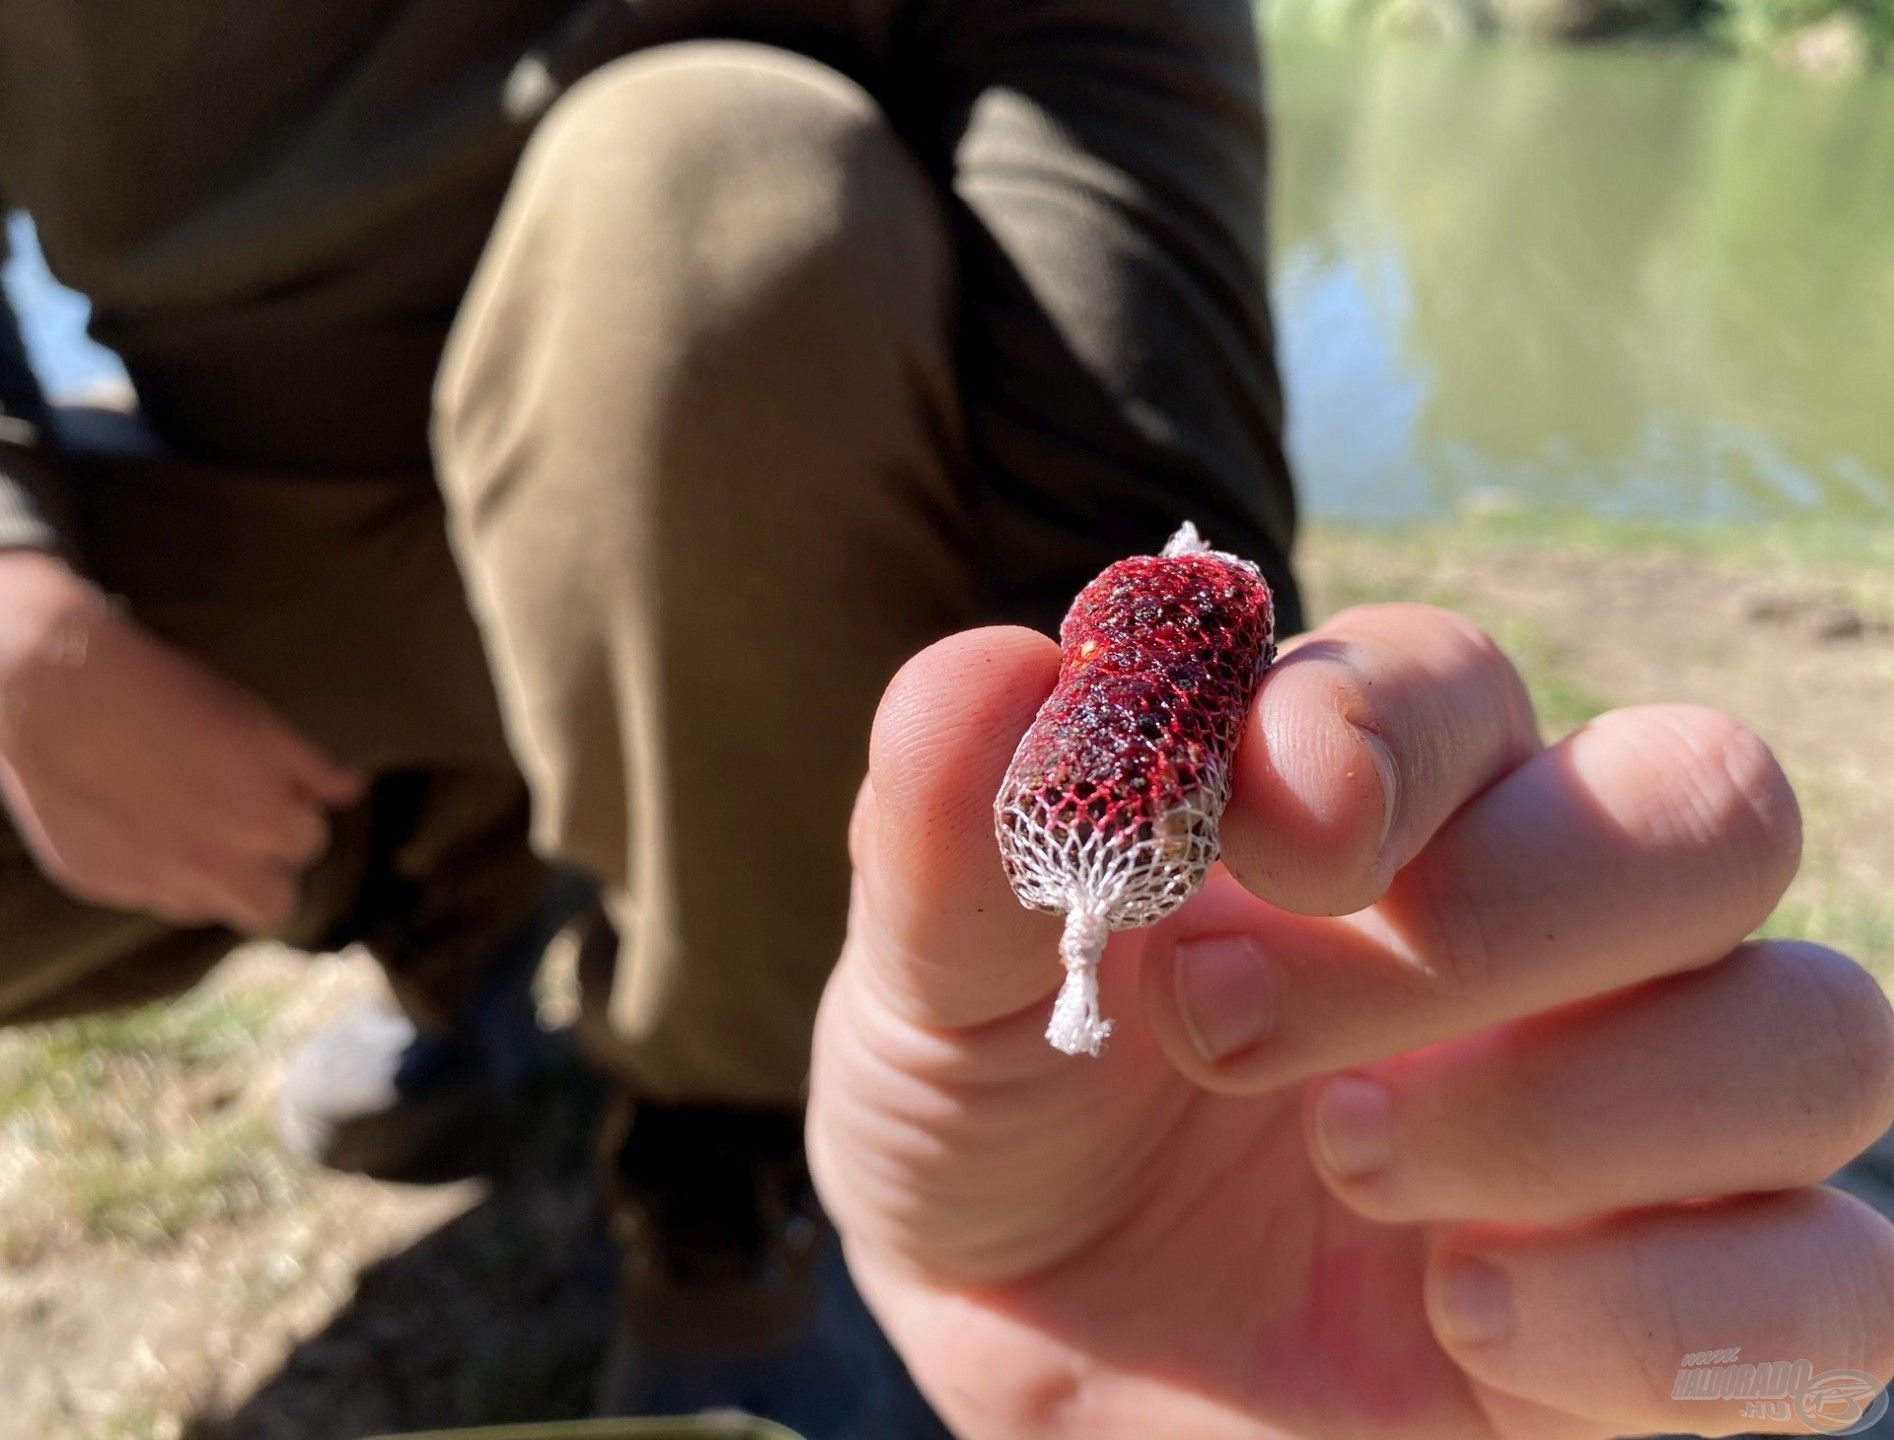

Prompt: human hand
[
  {"left": 810, "top": 604, "right": 1894, "bottom": 1440},
  {"left": 0, "top": 551, "right": 364, "bottom": 933}
]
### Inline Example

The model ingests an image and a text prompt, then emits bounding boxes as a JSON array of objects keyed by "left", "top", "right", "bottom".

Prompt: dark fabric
[{"left": 0, "top": 0, "right": 1298, "bottom": 624}]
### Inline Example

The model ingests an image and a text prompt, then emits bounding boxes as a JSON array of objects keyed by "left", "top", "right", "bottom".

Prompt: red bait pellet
[{"left": 994, "top": 524, "right": 1277, "bottom": 1055}]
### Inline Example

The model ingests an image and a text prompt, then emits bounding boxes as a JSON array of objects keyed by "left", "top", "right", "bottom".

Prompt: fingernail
[
  {"left": 1311, "top": 1075, "right": 1394, "bottom": 1179},
  {"left": 1351, "top": 724, "right": 1400, "bottom": 873},
  {"left": 1434, "top": 1256, "right": 1513, "bottom": 1348},
  {"left": 1174, "top": 936, "right": 1275, "bottom": 1062}
]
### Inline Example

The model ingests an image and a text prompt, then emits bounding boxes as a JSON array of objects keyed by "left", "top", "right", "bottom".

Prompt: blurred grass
[
  {"left": 0, "top": 977, "right": 302, "bottom": 1264},
  {"left": 1319, "top": 509, "right": 1894, "bottom": 588},
  {"left": 96, "top": 1409, "right": 186, "bottom": 1440}
]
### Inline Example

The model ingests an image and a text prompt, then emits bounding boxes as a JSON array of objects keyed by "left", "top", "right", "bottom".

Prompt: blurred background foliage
[{"left": 1274, "top": 0, "right": 1894, "bottom": 70}]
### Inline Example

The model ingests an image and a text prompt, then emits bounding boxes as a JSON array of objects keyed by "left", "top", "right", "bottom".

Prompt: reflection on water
[{"left": 1271, "top": 37, "right": 1894, "bottom": 522}]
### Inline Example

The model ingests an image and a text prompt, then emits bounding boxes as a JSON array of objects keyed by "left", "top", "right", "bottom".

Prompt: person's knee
[{"left": 435, "top": 42, "right": 952, "bottom": 449}]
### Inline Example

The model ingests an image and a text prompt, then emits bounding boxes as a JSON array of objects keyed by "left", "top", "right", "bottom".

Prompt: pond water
[
  {"left": 1271, "top": 35, "right": 1894, "bottom": 523},
  {"left": 8, "top": 40, "right": 1894, "bottom": 525}
]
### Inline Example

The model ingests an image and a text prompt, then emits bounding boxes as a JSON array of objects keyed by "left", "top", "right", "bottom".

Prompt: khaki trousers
[{"left": 1, "top": 44, "right": 980, "bottom": 1106}]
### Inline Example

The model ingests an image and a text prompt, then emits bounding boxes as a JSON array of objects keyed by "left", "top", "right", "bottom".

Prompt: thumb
[
  {"left": 819, "top": 626, "right": 1173, "bottom": 1283},
  {"left": 852, "top": 625, "right": 1067, "bottom": 1032}
]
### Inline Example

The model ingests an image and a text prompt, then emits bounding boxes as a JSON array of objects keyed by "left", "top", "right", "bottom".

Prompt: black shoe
[
  {"left": 597, "top": 1102, "right": 952, "bottom": 1439},
  {"left": 276, "top": 873, "right": 596, "bottom": 1183}
]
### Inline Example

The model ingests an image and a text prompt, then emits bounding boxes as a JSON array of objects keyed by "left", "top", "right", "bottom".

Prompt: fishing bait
[{"left": 994, "top": 523, "right": 1278, "bottom": 1056}]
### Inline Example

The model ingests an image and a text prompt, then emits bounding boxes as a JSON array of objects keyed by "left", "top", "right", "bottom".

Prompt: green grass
[
  {"left": 0, "top": 987, "right": 278, "bottom": 1120},
  {"left": 0, "top": 979, "right": 300, "bottom": 1263},
  {"left": 1314, "top": 508, "right": 1894, "bottom": 578},
  {"left": 1762, "top": 888, "right": 1894, "bottom": 964},
  {"left": 1311, "top": 509, "right": 1894, "bottom": 628},
  {"left": 51, "top": 1107, "right": 294, "bottom": 1253},
  {"left": 94, "top": 1411, "right": 187, "bottom": 1440}
]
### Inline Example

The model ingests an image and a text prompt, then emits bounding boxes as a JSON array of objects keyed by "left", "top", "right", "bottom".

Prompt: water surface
[{"left": 1271, "top": 37, "right": 1894, "bottom": 522}]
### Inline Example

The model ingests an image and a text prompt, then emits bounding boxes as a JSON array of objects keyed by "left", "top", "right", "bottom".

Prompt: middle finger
[
  {"left": 1305, "top": 940, "right": 1894, "bottom": 1225},
  {"left": 1142, "top": 703, "right": 1802, "bottom": 1091}
]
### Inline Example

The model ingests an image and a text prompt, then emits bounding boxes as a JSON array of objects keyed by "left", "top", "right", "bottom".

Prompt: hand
[
  {"left": 810, "top": 604, "right": 1894, "bottom": 1440},
  {"left": 0, "top": 551, "right": 365, "bottom": 933}
]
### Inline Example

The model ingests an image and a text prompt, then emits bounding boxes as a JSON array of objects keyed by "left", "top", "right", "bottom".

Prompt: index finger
[
  {"left": 1221, "top": 603, "right": 1539, "bottom": 917},
  {"left": 244, "top": 705, "right": 366, "bottom": 808}
]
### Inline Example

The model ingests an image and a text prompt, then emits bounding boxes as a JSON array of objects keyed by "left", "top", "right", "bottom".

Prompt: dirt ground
[{"left": 1, "top": 521, "right": 1890, "bottom": 1440}]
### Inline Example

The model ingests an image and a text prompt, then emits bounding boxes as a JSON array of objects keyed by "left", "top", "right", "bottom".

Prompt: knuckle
[
  {"left": 1479, "top": 1048, "right": 1577, "bottom": 1217},
  {"left": 232, "top": 873, "right": 289, "bottom": 923},
  {"left": 175, "top": 841, "right": 236, "bottom": 886},
  {"left": 1329, "top": 603, "right": 1536, "bottom": 765},
  {"left": 1430, "top": 609, "right": 1537, "bottom": 757},
  {"left": 1449, "top": 616, "right": 1535, "bottom": 734},
  {"left": 150, "top": 889, "right": 218, "bottom": 927},
  {"left": 294, "top": 822, "right": 329, "bottom": 866},
  {"left": 1789, "top": 945, "right": 1894, "bottom": 1156},
  {"left": 1614, "top": 1235, "right": 1703, "bottom": 1406},
  {"left": 1429, "top": 605, "right": 1511, "bottom": 677},
  {"left": 1804, "top": 1188, "right": 1894, "bottom": 1378},
  {"left": 1364, "top": 603, "right": 1519, "bottom": 688},
  {"left": 1623, "top": 705, "right": 1802, "bottom": 906},
  {"left": 1731, "top": 942, "right": 1894, "bottom": 1177},
  {"left": 274, "top": 808, "right": 327, "bottom": 865},
  {"left": 1403, "top": 1043, "right": 1572, "bottom": 1223},
  {"left": 1381, "top": 848, "right": 1500, "bottom": 1003}
]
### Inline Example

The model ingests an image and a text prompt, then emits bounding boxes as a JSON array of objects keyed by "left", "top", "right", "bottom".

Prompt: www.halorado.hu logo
[{"left": 1673, "top": 1348, "right": 1890, "bottom": 1435}]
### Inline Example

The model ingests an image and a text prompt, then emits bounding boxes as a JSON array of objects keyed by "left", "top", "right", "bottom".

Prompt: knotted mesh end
[{"left": 1047, "top": 908, "right": 1113, "bottom": 1057}]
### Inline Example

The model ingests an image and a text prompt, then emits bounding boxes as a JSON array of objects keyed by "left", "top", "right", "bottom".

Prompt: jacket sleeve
[
  {"left": 910, "top": 0, "right": 1300, "bottom": 630},
  {"left": 0, "top": 204, "right": 77, "bottom": 555}
]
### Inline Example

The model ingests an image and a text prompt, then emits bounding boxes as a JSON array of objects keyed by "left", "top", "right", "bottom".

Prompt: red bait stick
[{"left": 994, "top": 524, "right": 1277, "bottom": 1056}]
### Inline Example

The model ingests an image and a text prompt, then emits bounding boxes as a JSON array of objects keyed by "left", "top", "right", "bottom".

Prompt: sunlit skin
[{"left": 810, "top": 605, "right": 1894, "bottom": 1440}]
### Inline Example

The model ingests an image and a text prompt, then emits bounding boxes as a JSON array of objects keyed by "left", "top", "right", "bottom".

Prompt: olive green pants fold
[{"left": 0, "top": 42, "right": 984, "bottom": 1105}]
